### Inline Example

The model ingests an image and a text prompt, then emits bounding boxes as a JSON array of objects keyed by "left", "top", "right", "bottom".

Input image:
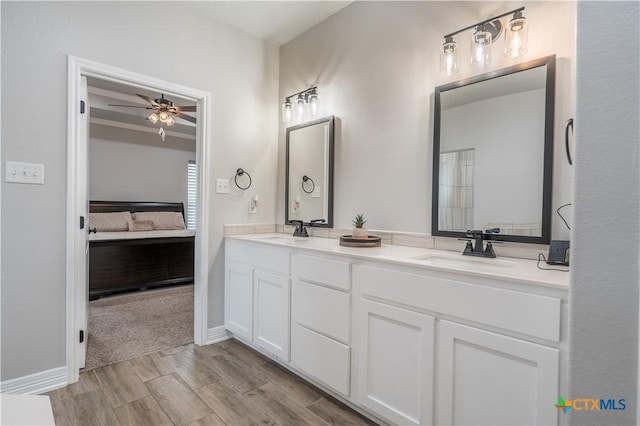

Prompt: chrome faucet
[
  {"left": 290, "top": 220, "right": 308, "bottom": 237},
  {"left": 462, "top": 228, "right": 500, "bottom": 258}
]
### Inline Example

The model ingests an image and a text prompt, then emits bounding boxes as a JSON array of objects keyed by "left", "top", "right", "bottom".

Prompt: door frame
[{"left": 66, "top": 55, "right": 212, "bottom": 383}]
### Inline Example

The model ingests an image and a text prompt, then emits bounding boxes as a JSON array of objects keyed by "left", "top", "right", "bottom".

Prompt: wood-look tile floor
[{"left": 47, "top": 339, "right": 377, "bottom": 425}]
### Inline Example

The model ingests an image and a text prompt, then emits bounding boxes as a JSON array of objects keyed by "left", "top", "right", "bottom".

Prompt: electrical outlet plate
[
  {"left": 5, "top": 161, "right": 45, "bottom": 184},
  {"left": 216, "top": 178, "right": 230, "bottom": 194}
]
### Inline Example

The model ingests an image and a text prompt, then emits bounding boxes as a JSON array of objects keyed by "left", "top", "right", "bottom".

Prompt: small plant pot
[{"left": 352, "top": 228, "right": 368, "bottom": 239}]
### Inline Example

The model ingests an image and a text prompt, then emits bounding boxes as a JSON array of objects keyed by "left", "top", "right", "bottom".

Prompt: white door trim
[{"left": 66, "top": 55, "right": 211, "bottom": 383}]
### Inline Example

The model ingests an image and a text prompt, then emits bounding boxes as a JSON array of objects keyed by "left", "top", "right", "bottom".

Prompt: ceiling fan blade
[
  {"left": 175, "top": 111, "right": 197, "bottom": 124},
  {"left": 108, "top": 104, "right": 150, "bottom": 109},
  {"left": 136, "top": 94, "right": 160, "bottom": 108},
  {"left": 175, "top": 105, "right": 197, "bottom": 112}
]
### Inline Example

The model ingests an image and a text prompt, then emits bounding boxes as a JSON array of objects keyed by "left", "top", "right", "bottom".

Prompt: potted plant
[{"left": 352, "top": 213, "right": 368, "bottom": 239}]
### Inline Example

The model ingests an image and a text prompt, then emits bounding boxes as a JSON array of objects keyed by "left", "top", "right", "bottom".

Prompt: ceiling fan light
[
  {"left": 148, "top": 112, "right": 159, "bottom": 124},
  {"left": 159, "top": 111, "right": 170, "bottom": 122},
  {"left": 166, "top": 115, "right": 175, "bottom": 126}
]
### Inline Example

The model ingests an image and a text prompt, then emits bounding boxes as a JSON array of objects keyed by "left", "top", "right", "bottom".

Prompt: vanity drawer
[
  {"left": 354, "top": 265, "right": 561, "bottom": 342},
  {"left": 291, "top": 323, "right": 351, "bottom": 396},
  {"left": 293, "top": 254, "right": 350, "bottom": 290},
  {"left": 226, "top": 240, "right": 289, "bottom": 275},
  {"left": 292, "top": 279, "right": 351, "bottom": 343}
]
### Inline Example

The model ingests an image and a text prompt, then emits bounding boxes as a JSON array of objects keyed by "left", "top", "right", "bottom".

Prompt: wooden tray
[{"left": 339, "top": 235, "right": 382, "bottom": 247}]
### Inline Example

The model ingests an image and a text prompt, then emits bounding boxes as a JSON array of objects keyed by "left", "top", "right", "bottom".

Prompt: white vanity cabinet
[
  {"left": 224, "top": 235, "right": 568, "bottom": 426},
  {"left": 291, "top": 254, "right": 352, "bottom": 396},
  {"left": 225, "top": 240, "right": 291, "bottom": 361},
  {"left": 437, "top": 320, "right": 559, "bottom": 426},
  {"left": 357, "top": 298, "right": 435, "bottom": 425},
  {"left": 353, "top": 263, "right": 563, "bottom": 426},
  {"left": 225, "top": 260, "right": 253, "bottom": 341}
]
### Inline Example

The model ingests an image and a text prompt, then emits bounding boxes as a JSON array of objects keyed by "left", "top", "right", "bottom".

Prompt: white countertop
[{"left": 227, "top": 233, "right": 570, "bottom": 290}]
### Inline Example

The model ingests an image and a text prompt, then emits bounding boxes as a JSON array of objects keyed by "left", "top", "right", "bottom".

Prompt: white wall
[
  {"left": 278, "top": 1, "right": 575, "bottom": 240},
  {"left": 569, "top": 2, "right": 639, "bottom": 425},
  {"left": 1, "top": 2, "right": 279, "bottom": 381},
  {"left": 89, "top": 125, "right": 196, "bottom": 210}
]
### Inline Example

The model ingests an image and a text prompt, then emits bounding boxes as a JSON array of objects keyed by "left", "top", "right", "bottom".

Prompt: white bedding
[{"left": 89, "top": 229, "right": 195, "bottom": 242}]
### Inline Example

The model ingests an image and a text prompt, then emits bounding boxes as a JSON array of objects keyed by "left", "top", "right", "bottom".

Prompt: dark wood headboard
[{"left": 90, "top": 201, "right": 185, "bottom": 220}]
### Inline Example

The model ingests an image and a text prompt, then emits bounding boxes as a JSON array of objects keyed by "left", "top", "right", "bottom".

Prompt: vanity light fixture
[
  {"left": 441, "top": 7, "right": 527, "bottom": 74},
  {"left": 440, "top": 36, "right": 458, "bottom": 75},
  {"left": 470, "top": 23, "right": 496, "bottom": 68},
  {"left": 505, "top": 10, "right": 528, "bottom": 58},
  {"left": 282, "top": 86, "right": 319, "bottom": 123}
]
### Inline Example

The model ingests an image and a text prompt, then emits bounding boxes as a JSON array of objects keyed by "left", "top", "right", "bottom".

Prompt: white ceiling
[
  {"left": 192, "top": 1, "right": 353, "bottom": 46},
  {"left": 87, "top": 2, "right": 352, "bottom": 140}
]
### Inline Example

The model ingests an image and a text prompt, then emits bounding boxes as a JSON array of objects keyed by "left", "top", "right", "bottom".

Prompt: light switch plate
[
  {"left": 216, "top": 178, "right": 230, "bottom": 194},
  {"left": 5, "top": 161, "right": 45, "bottom": 185},
  {"left": 312, "top": 186, "right": 321, "bottom": 198}
]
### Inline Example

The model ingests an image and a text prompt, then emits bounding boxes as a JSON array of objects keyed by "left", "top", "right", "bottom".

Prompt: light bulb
[
  {"left": 440, "top": 36, "right": 458, "bottom": 75},
  {"left": 282, "top": 99, "right": 292, "bottom": 123},
  {"left": 505, "top": 11, "right": 528, "bottom": 58},
  {"left": 159, "top": 111, "right": 169, "bottom": 122},
  {"left": 471, "top": 25, "right": 492, "bottom": 68},
  {"left": 165, "top": 115, "right": 175, "bottom": 126},
  {"left": 308, "top": 90, "right": 319, "bottom": 116},
  {"left": 296, "top": 94, "right": 306, "bottom": 117},
  {"left": 148, "top": 113, "right": 159, "bottom": 124}
]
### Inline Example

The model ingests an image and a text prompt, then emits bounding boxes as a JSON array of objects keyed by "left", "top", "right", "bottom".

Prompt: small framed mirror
[
  {"left": 285, "top": 116, "right": 335, "bottom": 227},
  {"left": 432, "top": 56, "right": 555, "bottom": 244}
]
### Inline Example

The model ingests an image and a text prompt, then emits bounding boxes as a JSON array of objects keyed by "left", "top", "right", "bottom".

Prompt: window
[{"left": 187, "top": 160, "right": 196, "bottom": 230}]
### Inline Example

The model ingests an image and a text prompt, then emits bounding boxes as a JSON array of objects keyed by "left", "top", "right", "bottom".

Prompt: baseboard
[
  {"left": 0, "top": 366, "right": 67, "bottom": 395},
  {"left": 206, "top": 325, "right": 231, "bottom": 345}
]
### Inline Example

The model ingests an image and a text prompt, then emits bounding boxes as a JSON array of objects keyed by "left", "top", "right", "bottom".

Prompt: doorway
[{"left": 66, "top": 56, "right": 212, "bottom": 383}]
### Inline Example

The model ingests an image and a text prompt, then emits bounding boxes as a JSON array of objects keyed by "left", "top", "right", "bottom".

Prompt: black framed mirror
[
  {"left": 432, "top": 55, "right": 555, "bottom": 244},
  {"left": 285, "top": 116, "right": 335, "bottom": 227}
]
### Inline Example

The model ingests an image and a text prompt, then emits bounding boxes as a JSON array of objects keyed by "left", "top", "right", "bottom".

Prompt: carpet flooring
[{"left": 85, "top": 284, "right": 194, "bottom": 371}]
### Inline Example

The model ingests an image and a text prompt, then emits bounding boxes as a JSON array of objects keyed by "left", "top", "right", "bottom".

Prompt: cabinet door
[
  {"left": 224, "top": 261, "right": 253, "bottom": 341},
  {"left": 357, "top": 298, "right": 435, "bottom": 425},
  {"left": 437, "top": 321, "right": 559, "bottom": 426},
  {"left": 254, "top": 270, "right": 290, "bottom": 361}
]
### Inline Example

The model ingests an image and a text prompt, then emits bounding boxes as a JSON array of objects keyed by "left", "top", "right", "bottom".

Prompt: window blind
[{"left": 187, "top": 160, "right": 197, "bottom": 230}]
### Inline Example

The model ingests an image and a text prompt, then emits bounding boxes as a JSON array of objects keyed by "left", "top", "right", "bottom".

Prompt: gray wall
[
  {"left": 278, "top": 1, "right": 576, "bottom": 240},
  {"left": 90, "top": 125, "right": 196, "bottom": 210},
  {"left": 569, "top": 2, "right": 640, "bottom": 424},
  {"left": 1, "top": 2, "right": 279, "bottom": 381}
]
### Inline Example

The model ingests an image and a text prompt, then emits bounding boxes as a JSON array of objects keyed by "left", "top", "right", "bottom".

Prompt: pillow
[
  {"left": 89, "top": 211, "right": 131, "bottom": 232},
  {"left": 133, "top": 211, "right": 186, "bottom": 230},
  {"left": 128, "top": 220, "right": 155, "bottom": 232}
]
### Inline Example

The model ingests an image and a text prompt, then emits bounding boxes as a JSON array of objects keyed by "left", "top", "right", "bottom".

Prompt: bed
[{"left": 88, "top": 201, "right": 195, "bottom": 300}]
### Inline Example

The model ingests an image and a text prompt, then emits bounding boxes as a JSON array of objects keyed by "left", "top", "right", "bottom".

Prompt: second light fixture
[
  {"left": 441, "top": 7, "right": 528, "bottom": 75},
  {"left": 282, "top": 86, "right": 319, "bottom": 123}
]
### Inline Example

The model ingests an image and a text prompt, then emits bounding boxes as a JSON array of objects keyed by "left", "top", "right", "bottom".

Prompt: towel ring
[
  {"left": 302, "top": 175, "right": 315, "bottom": 194},
  {"left": 235, "top": 168, "right": 252, "bottom": 190}
]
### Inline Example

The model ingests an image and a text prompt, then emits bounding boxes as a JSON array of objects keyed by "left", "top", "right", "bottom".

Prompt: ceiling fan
[{"left": 109, "top": 94, "right": 196, "bottom": 126}]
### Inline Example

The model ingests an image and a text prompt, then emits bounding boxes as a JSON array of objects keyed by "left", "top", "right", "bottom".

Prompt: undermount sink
[{"left": 411, "top": 254, "right": 517, "bottom": 270}]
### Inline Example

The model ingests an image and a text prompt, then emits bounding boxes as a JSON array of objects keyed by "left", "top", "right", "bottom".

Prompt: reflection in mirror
[
  {"left": 286, "top": 116, "right": 334, "bottom": 227},
  {"left": 432, "top": 56, "right": 555, "bottom": 244}
]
